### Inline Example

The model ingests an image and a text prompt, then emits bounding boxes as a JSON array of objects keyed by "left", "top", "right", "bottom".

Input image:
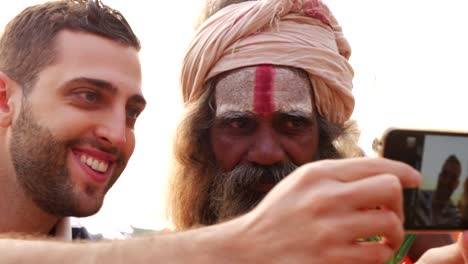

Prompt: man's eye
[
  {"left": 279, "top": 116, "right": 313, "bottom": 134},
  {"left": 285, "top": 118, "right": 306, "bottom": 129},
  {"left": 76, "top": 90, "right": 100, "bottom": 103},
  {"left": 127, "top": 107, "right": 141, "bottom": 120},
  {"left": 229, "top": 118, "right": 251, "bottom": 129}
]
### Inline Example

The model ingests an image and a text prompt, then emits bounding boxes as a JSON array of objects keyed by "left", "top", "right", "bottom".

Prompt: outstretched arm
[
  {"left": 0, "top": 224, "right": 242, "bottom": 264},
  {"left": 0, "top": 158, "right": 421, "bottom": 263}
]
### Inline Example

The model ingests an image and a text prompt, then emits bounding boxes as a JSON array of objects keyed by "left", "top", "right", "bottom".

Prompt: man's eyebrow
[
  {"left": 216, "top": 111, "right": 255, "bottom": 120},
  {"left": 67, "top": 77, "right": 117, "bottom": 93},
  {"left": 277, "top": 110, "right": 313, "bottom": 119},
  {"left": 66, "top": 77, "right": 146, "bottom": 106}
]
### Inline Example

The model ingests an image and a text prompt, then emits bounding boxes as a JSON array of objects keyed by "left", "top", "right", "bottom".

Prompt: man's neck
[{"left": 0, "top": 168, "right": 59, "bottom": 235}]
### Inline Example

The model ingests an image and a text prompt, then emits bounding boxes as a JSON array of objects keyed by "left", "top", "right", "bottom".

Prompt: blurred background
[{"left": 2, "top": 0, "right": 468, "bottom": 237}]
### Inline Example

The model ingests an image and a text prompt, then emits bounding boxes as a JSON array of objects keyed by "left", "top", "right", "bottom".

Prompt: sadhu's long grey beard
[{"left": 203, "top": 161, "right": 298, "bottom": 224}]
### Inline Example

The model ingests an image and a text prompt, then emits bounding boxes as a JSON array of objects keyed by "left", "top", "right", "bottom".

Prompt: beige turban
[{"left": 181, "top": 0, "right": 354, "bottom": 124}]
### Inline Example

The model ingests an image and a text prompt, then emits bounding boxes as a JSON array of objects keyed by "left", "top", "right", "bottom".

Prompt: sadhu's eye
[
  {"left": 230, "top": 118, "right": 249, "bottom": 129},
  {"left": 285, "top": 117, "right": 307, "bottom": 129}
]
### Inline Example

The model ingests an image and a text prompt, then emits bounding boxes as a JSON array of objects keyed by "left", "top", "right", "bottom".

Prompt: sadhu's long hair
[{"left": 169, "top": 68, "right": 363, "bottom": 230}]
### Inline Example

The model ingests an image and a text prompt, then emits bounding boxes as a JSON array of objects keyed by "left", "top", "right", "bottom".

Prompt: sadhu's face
[{"left": 209, "top": 65, "right": 319, "bottom": 193}]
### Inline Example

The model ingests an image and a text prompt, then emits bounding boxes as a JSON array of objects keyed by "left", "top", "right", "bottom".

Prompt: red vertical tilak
[{"left": 254, "top": 65, "right": 275, "bottom": 115}]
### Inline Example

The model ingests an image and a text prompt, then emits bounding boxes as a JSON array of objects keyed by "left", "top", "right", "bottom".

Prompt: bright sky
[{"left": 2, "top": 0, "right": 468, "bottom": 236}]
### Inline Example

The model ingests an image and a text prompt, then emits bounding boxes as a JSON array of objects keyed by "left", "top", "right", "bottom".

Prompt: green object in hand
[
  {"left": 385, "top": 234, "right": 417, "bottom": 264},
  {"left": 361, "top": 234, "right": 416, "bottom": 263}
]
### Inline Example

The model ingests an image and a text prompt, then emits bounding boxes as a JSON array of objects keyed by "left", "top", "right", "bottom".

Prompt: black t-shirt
[{"left": 72, "top": 226, "right": 103, "bottom": 240}]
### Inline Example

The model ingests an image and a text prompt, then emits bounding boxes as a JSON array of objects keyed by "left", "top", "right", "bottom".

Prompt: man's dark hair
[
  {"left": 0, "top": 0, "right": 140, "bottom": 93},
  {"left": 445, "top": 155, "right": 461, "bottom": 166},
  {"left": 441, "top": 154, "right": 462, "bottom": 178}
]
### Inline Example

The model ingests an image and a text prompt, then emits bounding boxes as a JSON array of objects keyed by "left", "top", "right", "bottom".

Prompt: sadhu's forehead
[{"left": 214, "top": 65, "right": 313, "bottom": 116}]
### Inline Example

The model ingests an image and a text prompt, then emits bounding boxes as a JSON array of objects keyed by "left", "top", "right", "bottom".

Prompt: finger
[
  {"left": 338, "top": 173, "right": 403, "bottom": 221},
  {"left": 327, "top": 242, "right": 394, "bottom": 264},
  {"left": 331, "top": 209, "right": 404, "bottom": 251},
  {"left": 416, "top": 243, "right": 462, "bottom": 264},
  {"left": 458, "top": 231, "right": 468, "bottom": 262},
  {"left": 306, "top": 157, "right": 421, "bottom": 188}
]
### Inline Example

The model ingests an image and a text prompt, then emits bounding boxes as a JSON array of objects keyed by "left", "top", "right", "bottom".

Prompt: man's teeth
[{"left": 80, "top": 154, "right": 109, "bottom": 173}]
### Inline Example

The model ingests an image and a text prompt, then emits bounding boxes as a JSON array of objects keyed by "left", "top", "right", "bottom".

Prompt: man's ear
[{"left": 0, "top": 72, "right": 17, "bottom": 127}]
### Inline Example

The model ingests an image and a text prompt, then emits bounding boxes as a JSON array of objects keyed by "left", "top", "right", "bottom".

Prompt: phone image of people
[{"left": 412, "top": 155, "right": 462, "bottom": 228}]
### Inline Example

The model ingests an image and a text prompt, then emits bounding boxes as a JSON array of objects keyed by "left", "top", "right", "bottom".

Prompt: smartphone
[{"left": 379, "top": 128, "right": 468, "bottom": 231}]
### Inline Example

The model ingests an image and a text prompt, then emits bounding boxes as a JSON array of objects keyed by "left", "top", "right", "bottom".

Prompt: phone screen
[{"left": 382, "top": 129, "right": 468, "bottom": 230}]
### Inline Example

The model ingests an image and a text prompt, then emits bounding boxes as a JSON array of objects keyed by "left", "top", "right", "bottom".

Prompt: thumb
[
  {"left": 458, "top": 231, "right": 468, "bottom": 262},
  {"left": 416, "top": 242, "right": 462, "bottom": 264}
]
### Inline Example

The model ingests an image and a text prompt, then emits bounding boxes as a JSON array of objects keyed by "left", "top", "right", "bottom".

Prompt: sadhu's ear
[{"left": 0, "top": 72, "right": 19, "bottom": 127}]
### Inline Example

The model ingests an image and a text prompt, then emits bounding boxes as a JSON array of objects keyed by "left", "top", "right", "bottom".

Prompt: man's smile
[
  {"left": 80, "top": 154, "right": 109, "bottom": 173},
  {"left": 71, "top": 148, "right": 117, "bottom": 184}
]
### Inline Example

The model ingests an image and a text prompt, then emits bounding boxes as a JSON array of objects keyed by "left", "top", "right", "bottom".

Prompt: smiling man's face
[{"left": 9, "top": 30, "right": 145, "bottom": 217}]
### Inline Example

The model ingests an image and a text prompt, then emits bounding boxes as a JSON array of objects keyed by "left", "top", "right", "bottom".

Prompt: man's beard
[
  {"left": 205, "top": 161, "right": 298, "bottom": 224},
  {"left": 9, "top": 100, "right": 125, "bottom": 217}
]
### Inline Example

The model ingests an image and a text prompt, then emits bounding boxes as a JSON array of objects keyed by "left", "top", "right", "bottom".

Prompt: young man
[{"left": 0, "top": 0, "right": 144, "bottom": 239}]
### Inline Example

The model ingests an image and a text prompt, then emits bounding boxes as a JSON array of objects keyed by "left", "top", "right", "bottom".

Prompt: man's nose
[
  {"left": 247, "top": 127, "right": 286, "bottom": 166},
  {"left": 94, "top": 110, "right": 127, "bottom": 148}
]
